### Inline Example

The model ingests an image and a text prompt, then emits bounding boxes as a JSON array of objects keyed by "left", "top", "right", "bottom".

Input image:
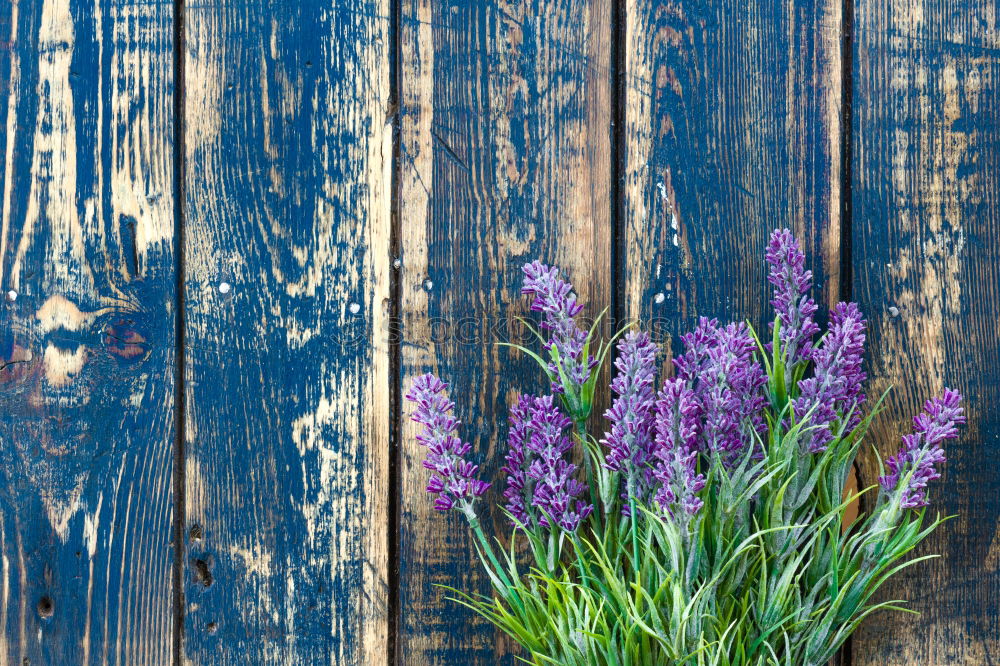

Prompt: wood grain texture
[
  {"left": 850, "top": 1, "right": 1000, "bottom": 663},
  {"left": 398, "top": 1, "right": 612, "bottom": 662},
  {"left": 181, "top": 2, "right": 391, "bottom": 663},
  {"left": 620, "top": 1, "right": 843, "bottom": 360},
  {"left": 0, "top": 0, "right": 176, "bottom": 662}
]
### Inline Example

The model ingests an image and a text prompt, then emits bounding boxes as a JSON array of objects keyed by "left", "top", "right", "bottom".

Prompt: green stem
[
  {"left": 627, "top": 481, "right": 640, "bottom": 578},
  {"left": 467, "top": 516, "right": 513, "bottom": 591},
  {"left": 569, "top": 533, "right": 591, "bottom": 582},
  {"left": 464, "top": 513, "right": 528, "bottom": 616},
  {"left": 547, "top": 528, "right": 558, "bottom": 574},
  {"left": 576, "top": 420, "right": 601, "bottom": 528},
  {"left": 466, "top": 517, "right": 532, "bottom": 616}
]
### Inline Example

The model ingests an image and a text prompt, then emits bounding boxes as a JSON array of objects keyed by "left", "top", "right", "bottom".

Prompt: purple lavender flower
[
  {"left": 501, "top": 394, "right": 538, "bottom": 527},
  {"left": 697, "top": 322, "right": 768, "bottom": 459},
  {"left": 405, "top": 374, "right": 490, "bottom": 516},
  {"left": 509, "top": 394, "right": 593, "bottom": 532},
  {"left": 766, "top": 229, "right": 820, "bottom": 372},
  {"left": 673, "top": 317, "right": 720, "bottom": 384},
  {"left": 521, "top": 261, "right": 597, "bottom": 398},
  {"left": 602, "top": 331, "right": 659, "bottom": 508},
  {"left": 652, "top": 378, "right": 706, "bottom": 517},
  {"left": 793, "top": 302, "right": 867, "bottom": 452},
  {"left": 880, "top": 389, "right": 965, "bottom": 508},
  {"left": 672, "top": 320, "right": 767, "bottom": 462}
]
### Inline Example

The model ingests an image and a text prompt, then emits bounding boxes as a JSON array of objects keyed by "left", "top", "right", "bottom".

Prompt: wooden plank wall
[
  {"left": 849, "top": 0, "right": 1000, "bottom": 663},
  {"left": 0, "top": 0, "right": 997, "bottom": 665},
  {"left": 0, "top": 0, "right": 176, "bottom": 663},
  {"left": 621, "top": 0, "right": 842, "bottom": 360}
]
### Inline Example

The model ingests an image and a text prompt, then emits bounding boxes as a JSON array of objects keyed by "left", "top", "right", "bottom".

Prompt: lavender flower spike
[
  {"left": 673, "top": 317, "right": 720, "bottom": 384},
  {"left": 880, "top": 388, "right": 966, "bottom": 509},
  {"left": 766, "top": 229, "right": 820, "bottom": 372},
  {"left": 697, "top": 322, "right": 768, "bottom": 460},
  {"left": 602, "top": 331, "right": 659, "bottom": 509},
  {"left": 521, "top": 261, "right": 597, "bottom": 399},
  {"left": 523, "top": 395, "right": 593, "bottom": 532},
  {"left": 793, "top": 302, "right": 867, "bottom": 452},
  {"left": 405, "top": 373, "right": 490, "bottom": 518},
  {"left": 501, "top": 394, "right": 538, "bottom": 528},
  {"left": 652, "top": 378, "right": 706, "bottom": 517}
]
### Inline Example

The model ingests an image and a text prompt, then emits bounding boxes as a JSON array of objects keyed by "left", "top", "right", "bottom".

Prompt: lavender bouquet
[{"left": 406, "top": 229, "right": 965, "bottom": 665}]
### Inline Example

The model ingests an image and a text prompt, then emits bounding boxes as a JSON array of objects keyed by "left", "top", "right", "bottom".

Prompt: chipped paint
[
  {"left": 228, "top": 545, "right": 273, "bottom": 578},
  {"left": 41, "top": 344, "right": 88, "bottom": 388},
  {"left": 398, "top": 1, "right": 612, "bottom": 661},
  {"left": 0, "top": 0, "right": 177, "bottom": 661},
  {"left": 35, "top": 295, "right": 113, "bottom": 334},
  {"left": 851, "top": 0, "right": 1000, "bottom": 662},
  {"left": 40, "top": 477, "right": 84, "bottom": 544},
  {"left": 181, "top": 1, "right": 391, "bottom": 663}
]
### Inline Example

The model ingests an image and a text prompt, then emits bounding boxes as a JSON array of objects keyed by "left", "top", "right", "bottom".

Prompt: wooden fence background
[{"left": 0, "top": 0, "right": 997, "bottom": 663}]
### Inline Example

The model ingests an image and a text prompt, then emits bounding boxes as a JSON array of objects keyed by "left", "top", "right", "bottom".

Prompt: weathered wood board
[
  {"left": 620, "top": 1, "right": 848, "bottom": 663},
  {"left": 181, "top": 1, "right": 391, "bottom": 664},
  {"left": 621, "top": 0, "right": 844, "bottom": 343},
  {"left": 0, "top": 0, "right": 176, "bottom": 663},
  {"left": 850, "top": 0, "right": 1000, "bottom": 663},
  {"left": 397, "top": 0, "right": 613, "bottom": 662}
]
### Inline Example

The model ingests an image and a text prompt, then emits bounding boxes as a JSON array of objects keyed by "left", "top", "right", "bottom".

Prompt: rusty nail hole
[
  {"left": 37, "top": 596, "right": 54, "bottom": 618},
  {"left": 207, "top": 621, "right": 218, "bottom": 634},
  {"left": 193, "top": 558, "right": 213, "bottom": 587},
  {"left": 190, "top": 524, "right": 203, "bottom": 541}
]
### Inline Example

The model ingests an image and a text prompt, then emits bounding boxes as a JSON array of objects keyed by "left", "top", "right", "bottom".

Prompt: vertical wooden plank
[
  {"left": 0, "top": 0, "right": 175, "bottom": 662},
  {"left": 622, "top": 5, "right": 846, "bottom": 662},
  {"left": 851, "top": 1, "right": 1000, "bottom": 663},
  {"left": 398, "top": 1, "right": 613, "bottom": 662},
  {"left": 620, "top": 10, "right": 849, "bottom": 664},
  {"left": 182, "top": 2, "right": 391, "bottom": 664},
  {"left": 621, "top": 4, "right": 843, "bottom": 351}
]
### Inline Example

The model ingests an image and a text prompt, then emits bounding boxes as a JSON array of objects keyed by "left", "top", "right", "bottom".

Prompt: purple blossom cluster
[
  {"left": 673, "top": 317, "right": 719, "bottom": 384},
  {"left": 652, "top": 378, "right": 706, "bottom": 516},
  {"left": 794, "top": 302, "right": 868, "bottom": 452},
  {"left": 880, "top": 389, "right": 965, "bottom": 508},
  {"left": 601, "top": 331, "right": 659, "bottom": 508},
  {"left": 766, "top": 229, "right": 820, "bottom": 371},
  {"left": 696, "top": 321, "right": 769, "bottom": 458},
  {"left": 503, "top": 395, "right": 593, "bottom": 532},
  {"left": 502, "top": 395, "right": 538, "bottom": 528},
  {"left": 409, "top": 231, "right": 965, "bottom": 538},
  {"left": 405, "top": 374, "right": 490, "bottom": 514},
  {"left": 601, "top": 318, "right": 767, "bottom": 518},
  {"left": 521, "top": 261, "right": 597, "bottom": 397}
]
